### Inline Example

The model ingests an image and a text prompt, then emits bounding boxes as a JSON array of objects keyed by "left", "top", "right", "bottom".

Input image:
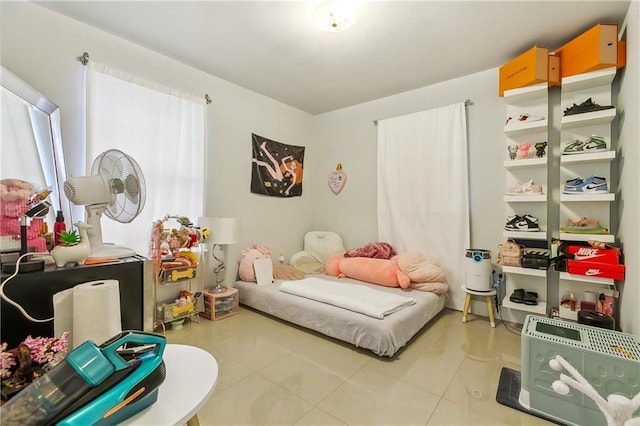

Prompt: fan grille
[{"left": 91, "top": 149, "right": 146, "bottom": 223}]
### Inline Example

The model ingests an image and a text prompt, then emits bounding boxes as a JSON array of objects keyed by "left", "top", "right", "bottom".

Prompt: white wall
[
  {"left": 0, "top": 2, "right": 315, "bottom": 284},
  {"left": 617, "top": 1, "right": 639, "bottom": 335}
]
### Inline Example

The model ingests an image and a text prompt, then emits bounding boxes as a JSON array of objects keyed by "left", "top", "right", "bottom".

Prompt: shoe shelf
[
  {"left": 501, "top": 298, "right": 547, "bottom": 315},
  {"left": 502, "top": 265, "right": 547, "bottom": 277},
  {"left": 559, "top": 232, "right": 615, "bottom": 243},
  {"left": 561, "top": 67, "right": 617, "bottom": 93},
  {"left": 503, "top": 82, "right": 548, "bottom": 102},
  {"left": 503, "top": 194, "right": 546, "bottom": 203},
  {"left": 560, "top": 151, "right": 615, "bottom": 165},
  {"left": 503, "top": 230, "right": 547, "bottom": 240},
  {"left": 503, "top": 157, "right": 547, "bottom": 168},
  {"left": 560, "top": 108, "right": 616, "bottom": 129},
  {"left": 560, "top": 193, "right": 615, "bottom": 202},
  {"left": 504, "top": 119, "right": 548, "bottom": 136}
]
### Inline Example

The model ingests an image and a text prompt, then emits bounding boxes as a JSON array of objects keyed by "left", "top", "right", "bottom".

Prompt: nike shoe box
[
  {"left": 562, "top": 245, "right": 621, "bottom": 265},
  {"left": 567, "top": 260, "right": 625, "bottom": 280}
]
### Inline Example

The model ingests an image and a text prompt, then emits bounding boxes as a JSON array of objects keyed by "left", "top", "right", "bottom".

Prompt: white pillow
[
  {"left": 254, "top": 257, "right": 274, "bottom": 286},
  {"left": 304, "top": 231, "right": 345, "bottom": 264}
]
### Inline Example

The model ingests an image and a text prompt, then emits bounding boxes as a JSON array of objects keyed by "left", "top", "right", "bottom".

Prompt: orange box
[
  {"left": 548, "top": 54, "right": 561, "bottom": 87},
  {"left": 499, "top": 46, "right": 549, "bottom": 97},
  {"left": 555, "top": 24, "right": 618, "bottom": 78},
  {"left": 617, "top": 40, "right": 626, "bottom": 69}
]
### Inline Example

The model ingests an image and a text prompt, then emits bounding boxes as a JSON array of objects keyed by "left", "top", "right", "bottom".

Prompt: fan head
[{"left": 91, "top": 149, "right": 146, "bottom": 223}]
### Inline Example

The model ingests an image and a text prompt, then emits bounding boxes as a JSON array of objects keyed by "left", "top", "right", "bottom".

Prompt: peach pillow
[
  {"left": 397, "top": 252, "right": 447, "bottom": 283},
  {"left": 326, "top": 254, "right": 410, "bottom": 289}
]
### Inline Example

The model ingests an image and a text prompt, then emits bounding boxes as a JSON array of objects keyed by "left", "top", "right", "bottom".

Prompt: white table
[{"left": 122, "top": 344, "right": 218, "bottom": 425}]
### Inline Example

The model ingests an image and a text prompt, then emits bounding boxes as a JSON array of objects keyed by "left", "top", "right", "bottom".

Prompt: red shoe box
[
  {"left": 567, "top": 260, "right": 625, "bottom": 280},
  {"left": 563, "top": 245, "right": 620, "bottom": 264}
]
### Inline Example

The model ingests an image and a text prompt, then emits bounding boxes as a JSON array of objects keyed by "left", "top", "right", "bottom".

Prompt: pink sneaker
[{"left": 507, "top": 180, "right": 543, "bottom": 195}]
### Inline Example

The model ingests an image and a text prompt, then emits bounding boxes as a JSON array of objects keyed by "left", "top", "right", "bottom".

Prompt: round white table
[{"left": 122, "top": 344, "right": 218, "bottom": 425}]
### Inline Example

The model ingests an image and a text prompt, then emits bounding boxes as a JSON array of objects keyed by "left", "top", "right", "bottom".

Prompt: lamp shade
[{"left": 198, "top": 217, "right": 239, "bottom": 245}]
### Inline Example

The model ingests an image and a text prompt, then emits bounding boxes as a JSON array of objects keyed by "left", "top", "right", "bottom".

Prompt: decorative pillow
[
  {"left": 289, "top": 251, "right": 325, "bottom": 274},
  {"left": 325, "top": 254, "right": 410, "bottom": 289},
  {"left": 273, "top": 264, "right": 306, "bottom": 280},
  {"left": 324, "top": 253, "right": 344, "bottom": 276},
  {"left": 409, "top": 281, "right": 449, "bottom": 295},
  {"left": 238, "top": 245, "right": 270, "bottom": 281},
  {"left": 304, "top": 231, "right": 345, "bottom": 264},
  {"left": 397, "top": 252, "right": 447, "bottom": 284}
]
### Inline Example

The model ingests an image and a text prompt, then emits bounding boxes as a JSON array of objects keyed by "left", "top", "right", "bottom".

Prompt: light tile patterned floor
[{"left": 164, "top": 307, "right": 554, "bottom": 425}]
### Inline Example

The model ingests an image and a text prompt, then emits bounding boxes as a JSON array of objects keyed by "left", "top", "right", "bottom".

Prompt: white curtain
[
  {"left": 86, "top": 62, "right": 205, "bottom": 257},
  {"left": 377, "top": 102, "right": 469, "bottom": 310}
]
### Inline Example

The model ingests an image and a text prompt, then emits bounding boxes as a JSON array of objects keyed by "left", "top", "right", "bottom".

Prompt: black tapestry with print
[{"left": 251, "top": 134, "right": 305, "bottom": 197}]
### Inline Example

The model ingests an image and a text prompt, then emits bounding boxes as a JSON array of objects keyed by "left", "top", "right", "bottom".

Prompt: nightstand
[{"left": 201, "top": 287, "right": 239, "bottom": 320}]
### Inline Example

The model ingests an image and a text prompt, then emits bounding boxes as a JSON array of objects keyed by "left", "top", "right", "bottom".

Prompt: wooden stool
[{"left": 461, "top": 285, "right": 496, "bottom": 328}]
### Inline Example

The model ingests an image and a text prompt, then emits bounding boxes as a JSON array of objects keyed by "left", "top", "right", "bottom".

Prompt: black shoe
[
  {"left": 504, "top": 215, "right": 521, "bottom": 231},
  {"left": 506, "top": 214, "right": 540, "bottom": 232},
  {"left": 563, "top": 97, "right": 614, "bottom": 116},
  {"left": 509, "top": 289, "right": 525, "bottom": 303},
  {"left": 523, "top": 291, "right": 538, "bottom": 306}
]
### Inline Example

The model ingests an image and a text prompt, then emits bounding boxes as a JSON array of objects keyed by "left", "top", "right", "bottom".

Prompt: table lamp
[{"left": 198, "top": 217, "right": 239, "bottom": 293}]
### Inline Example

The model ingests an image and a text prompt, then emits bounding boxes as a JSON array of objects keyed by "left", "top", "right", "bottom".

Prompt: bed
[{"left": 235, "top": 274, "right": 446, "bottom": 357}]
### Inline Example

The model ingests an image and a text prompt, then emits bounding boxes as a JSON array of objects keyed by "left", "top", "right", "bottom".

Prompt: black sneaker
[
  {"left": 511, "top": 215, "right": 540, "bottom": 232},
  {"left": 563, "top": 97, "right": 614, "bottom": 116},
  {"left": 504, "top": 215, "right": 521, "bottom": 231}
]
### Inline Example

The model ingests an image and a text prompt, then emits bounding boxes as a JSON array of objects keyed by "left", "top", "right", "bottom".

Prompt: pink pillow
[
  {"left": 324, "top": 253, "right": 344, "bottom": 276},
  {"left": 326, "top": 255, "right": 410, "bottom": 288}
]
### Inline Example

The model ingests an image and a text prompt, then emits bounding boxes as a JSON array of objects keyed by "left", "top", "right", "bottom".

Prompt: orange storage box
[
  {"left": 567, "top": 260, "right": 625, "bottom": 280},
  {"left": 499, "top": 45, "right": 549, "bottom": 97},
  {"left": 548, "top": 54, "right": 561, "bottom": 87},
  {"left": 555, "top": 24, "right": 619, "bottom": 78}
]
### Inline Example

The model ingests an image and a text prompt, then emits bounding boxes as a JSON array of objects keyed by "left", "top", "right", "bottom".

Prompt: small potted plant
[{"left": 50, "top": 222, "right": 92, "bottom": 267}]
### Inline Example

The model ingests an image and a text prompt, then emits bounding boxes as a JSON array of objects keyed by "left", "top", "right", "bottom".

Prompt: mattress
[{"left": 235, "top": 274, "right": 446, "bottom": 357}]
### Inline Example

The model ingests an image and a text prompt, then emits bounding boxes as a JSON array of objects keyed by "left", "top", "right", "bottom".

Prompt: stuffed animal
[
  {"left": 518, "top": 142, "right": 531, "bottom": 159},
  {"left": 239, "top": 244, "right": 271, "bottom": 282},
  {"left": 325, "top": 253, "right": 410, "bottom": 288},
  {"left": 535, "top": 141, "right": 548, "bottom": 158}
]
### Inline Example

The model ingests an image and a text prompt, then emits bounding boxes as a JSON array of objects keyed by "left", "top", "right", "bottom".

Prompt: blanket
[
  {"left": 345, "top": 242, "right": 395, "bottom": 259},
  {"left": 279, "top": 277, "right": 415, "bottom": 319}
]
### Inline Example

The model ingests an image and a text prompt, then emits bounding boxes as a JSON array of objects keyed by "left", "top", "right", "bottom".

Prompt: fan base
[{"left": 88, "top": 244, "right": 136, "bottom": 260}]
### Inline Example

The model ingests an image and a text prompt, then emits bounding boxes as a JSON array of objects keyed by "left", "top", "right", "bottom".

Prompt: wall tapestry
[{"left": 251, "top": 133, "right": 305, "bottom": 197}]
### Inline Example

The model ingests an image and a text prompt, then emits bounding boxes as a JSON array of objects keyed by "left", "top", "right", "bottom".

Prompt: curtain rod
[
  {"left": 77, "top": 51, "right": 212, "bottom": 104},
  {"left": 373, "top": 99, "right": 472, "bottom": 126}
]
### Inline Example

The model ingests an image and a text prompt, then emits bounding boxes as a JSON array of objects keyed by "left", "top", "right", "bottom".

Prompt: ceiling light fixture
[{"left": 312, "top": 0, "right": 358, "bottom": 32}]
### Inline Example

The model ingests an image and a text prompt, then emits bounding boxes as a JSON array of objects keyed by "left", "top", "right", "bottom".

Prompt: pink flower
[{"left": 1, "top": 342, "right": 17, "bottom": 379}]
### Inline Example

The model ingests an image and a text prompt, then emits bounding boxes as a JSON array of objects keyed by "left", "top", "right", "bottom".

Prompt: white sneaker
[{"left": 507, "top": 180, "right": 543, "bottom": 196}]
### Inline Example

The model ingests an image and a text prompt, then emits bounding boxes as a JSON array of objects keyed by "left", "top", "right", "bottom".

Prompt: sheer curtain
[
  {"left": 377, "top": 102, "right": 469, "bottom": 310},
  {"left": 86, "top": 62, "right": 205, "bottom": 256}
]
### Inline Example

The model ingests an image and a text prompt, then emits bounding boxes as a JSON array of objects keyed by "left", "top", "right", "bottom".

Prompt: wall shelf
[
  {"left": 503, "top": 265, "right": 547, "bottom": 277},
  {"left": 559, "top": 232, "right": 615, "bottom": 243},
  {"left": 561, "top": 108, "right": 616, "bottom": 129},
  {"left": 560, "top": 151, "right": 615, "bottom": 164},
  {"left": 560, "top": 193, "right": 615, "bottom": 202},
  {"left": 504, "top": 157, "right": 548, "bottom": 168},
  {"left": 561, "top": 67, "right": 617, "bottom": 92}
]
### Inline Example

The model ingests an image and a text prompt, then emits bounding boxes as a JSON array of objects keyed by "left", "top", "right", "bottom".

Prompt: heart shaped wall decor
[{"left": 328, "top": 163, "right": 347, "bottom": 195}]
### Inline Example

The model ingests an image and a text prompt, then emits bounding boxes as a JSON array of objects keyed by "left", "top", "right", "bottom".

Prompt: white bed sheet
[{"left": 235, "top": 274, "right": 446, "bottom": 357}]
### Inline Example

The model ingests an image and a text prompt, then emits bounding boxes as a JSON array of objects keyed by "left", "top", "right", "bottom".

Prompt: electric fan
[{"left": 63, "top": 149, "right": 146, "bottom": 259}]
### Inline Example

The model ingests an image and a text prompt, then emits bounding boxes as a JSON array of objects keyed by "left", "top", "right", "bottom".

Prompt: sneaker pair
[
  {"left": 563, "top": 98, "right": 614, "bottom": 116},
  {"left": 505, "top": 113, "right": 545, "bottom": 126},
  {"left": 562, "top": 135, "right": 607, "bottom": 155},
  {"left": 563, "top": 176, "right": 608, "bottom": 194},
  {"left": 507, "top": 180, "right": 543, "bottom": 196},
  {"left": 505, "top": 214, "right": 539, "bottom": 232},
  {"left": 560, "top": 217, "right": 608, "bottom": 234}
]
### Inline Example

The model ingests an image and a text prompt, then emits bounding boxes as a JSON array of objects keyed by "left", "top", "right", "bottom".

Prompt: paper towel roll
[
  {"left": 53, "top": 280, "right": 122, "bottom": 349},
  {"left": 72, "top": 279, "right": 122, "bottom": 349}
]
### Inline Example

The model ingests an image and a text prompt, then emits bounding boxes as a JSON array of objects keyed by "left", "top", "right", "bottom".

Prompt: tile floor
[{"left": 164, "top": 307, "right": 554, "bottom": 425}]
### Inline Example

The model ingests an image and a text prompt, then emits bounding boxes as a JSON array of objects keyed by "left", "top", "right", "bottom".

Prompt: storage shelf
[
  {"left": 504, "top": 119, "right": 548, "bottom": 136},
  {"left": 504, "top": 194, "right": 546, "bottom": 202},
  {"left": 501, "top": 297, "right": 547, "bottom": 315},
  {"left": 504, "top": 157, "right": 547, "bottom": 168},
  {"left": 559, "top": 272, "right": 615, "bottom": 285},
  {"left": 503, "top": 266, "right": 548, "bottom": 277},
  {"left": 503, "top": 230, "right": 548, "bottom": 240},
  {"left": 560, "top": 193, "right": 615, "bottom": 202},
  {"left": 560, "top": 151, "right": 615, "bottom": 164},
  {"left": 561, "top": 108, "right": 616, "bottom": 129},
  {"left": 561, "top": 67, "right": 617, "bottom": 92},
  {"left": 558, "top": 306, "right": 578, "bottom": 321},
  {"left": 503, "top": 82, "right": 548, "bottom": 102},
  {"left": 559, "top": 232, "right": 615, "bottom": 243}
]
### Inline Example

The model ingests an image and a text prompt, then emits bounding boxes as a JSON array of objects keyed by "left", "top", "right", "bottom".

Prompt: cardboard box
[
  {"left": 499, "top": 45, "right": 549, "bottom": 96},
  {"left": 567, "top": 260, "right": 625, "bottom": 280},
  {"left": 548, "top": 54, "right": 561, "bottom": 87},
  {"left": 556, "top": 24, "right": 618, "bottom": 78},
  {"left": 562, "top": 245, "right": 620, "bottom": 264}
]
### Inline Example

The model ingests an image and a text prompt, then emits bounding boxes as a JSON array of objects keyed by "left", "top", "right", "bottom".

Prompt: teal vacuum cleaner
[{"left": 1, "top": 331, "right": 166, "bottom": 426}]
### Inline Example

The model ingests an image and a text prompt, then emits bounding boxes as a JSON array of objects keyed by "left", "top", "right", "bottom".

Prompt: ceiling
[{"left": 36, "top": 1, "right": 630, "bottom": 115}]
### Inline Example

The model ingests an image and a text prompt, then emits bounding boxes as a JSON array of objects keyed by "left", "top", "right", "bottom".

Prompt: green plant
[{"left": 58, "top": 229, "right": 80, "bottom": 246}]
